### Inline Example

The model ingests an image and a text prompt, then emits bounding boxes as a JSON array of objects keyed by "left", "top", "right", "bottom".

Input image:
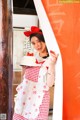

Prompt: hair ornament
[{"left": 24, "top": 26, "right": 42, "bottom": 37}]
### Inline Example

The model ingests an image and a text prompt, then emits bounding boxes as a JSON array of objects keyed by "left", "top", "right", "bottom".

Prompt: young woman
[{"left": 13, "top": 26, "right": 58, "bottom": 120}]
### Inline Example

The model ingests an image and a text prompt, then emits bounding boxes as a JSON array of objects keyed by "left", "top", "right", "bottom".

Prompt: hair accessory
[{"left": 24, "top": 26, "right": 42, "bottom": 37}]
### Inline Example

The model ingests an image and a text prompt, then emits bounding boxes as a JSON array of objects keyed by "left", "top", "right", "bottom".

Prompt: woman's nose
[{"left": 35, "top": 43, "right": 39, "bottom": 48}]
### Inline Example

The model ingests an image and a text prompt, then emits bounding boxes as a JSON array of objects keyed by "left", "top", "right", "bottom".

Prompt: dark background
[{"left": 13, "top": 0, "right": 37, "bottom": 15}]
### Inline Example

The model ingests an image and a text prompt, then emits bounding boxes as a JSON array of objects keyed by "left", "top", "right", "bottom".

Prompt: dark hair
[
  {"left": 30, "top": 30, "right": 45, "bottom": 43},
  {"left": 30, "top": 31, "right": 49, "bottom": 55}
]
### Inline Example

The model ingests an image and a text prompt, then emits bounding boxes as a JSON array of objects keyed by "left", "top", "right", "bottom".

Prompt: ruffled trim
[{"left": 14, "top": 65, "right": 49, "bottom": 119}]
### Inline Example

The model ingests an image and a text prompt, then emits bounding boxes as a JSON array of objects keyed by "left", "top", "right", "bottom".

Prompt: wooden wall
[{"left": 0, "top": 0, "right": 13, "bottom": 120}]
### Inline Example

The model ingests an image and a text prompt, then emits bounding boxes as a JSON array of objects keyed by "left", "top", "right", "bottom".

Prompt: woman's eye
[{"left": 31, "top": 42, "right": 35, "bottom": 45}]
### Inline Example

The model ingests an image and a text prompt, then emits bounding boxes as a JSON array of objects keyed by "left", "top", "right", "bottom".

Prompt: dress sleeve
[
  {"left": 45, "top": 51, "right": 58, "bottom": 87},
  {"left": 46, "top": 63, "right": 55, "bottom": 87}
]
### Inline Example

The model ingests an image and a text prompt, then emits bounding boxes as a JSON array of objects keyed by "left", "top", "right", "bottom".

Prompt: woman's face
[{"left": 31, "top": 36, "right": 47, "bottom": 53}]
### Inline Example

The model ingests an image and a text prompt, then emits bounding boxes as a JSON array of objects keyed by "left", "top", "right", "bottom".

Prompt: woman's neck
[{"left": 39, "top": 51, "right": 48, "bottom": 58}]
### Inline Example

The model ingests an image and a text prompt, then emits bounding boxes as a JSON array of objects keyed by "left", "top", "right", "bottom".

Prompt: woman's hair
[
  {"left": 24, "top": 26, "right": 49, "bottom": 55},
  {"left": 30, "top": 30, "right": 45, "bottom": 43}
]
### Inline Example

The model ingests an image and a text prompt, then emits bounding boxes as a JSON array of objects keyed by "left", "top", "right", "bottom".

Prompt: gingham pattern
[
  {"left": 25, "top": 66, "right": 40, "bottom": 82},
  {"left": 13, "top": 66, "right": 50, "bottom": 120},
  {"left": 13, "top": 91, "right": 50, "bottom": 120}
]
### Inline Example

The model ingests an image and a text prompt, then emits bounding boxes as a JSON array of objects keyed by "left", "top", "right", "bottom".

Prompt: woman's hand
[
  {"left": 43, "top": 50, "right": 59, "bottom": 67},
  {"left": 49, "top": 50, "right": 59, "bottom": 64}
]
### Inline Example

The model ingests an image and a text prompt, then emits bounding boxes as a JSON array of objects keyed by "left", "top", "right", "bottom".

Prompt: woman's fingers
[{"left": 50, "top": 50, "right": 59, "bottom": 59}]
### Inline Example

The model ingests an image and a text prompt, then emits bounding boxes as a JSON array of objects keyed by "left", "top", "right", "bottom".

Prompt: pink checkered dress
[{"left": 13, "top": 66, "right": 50, "bottom": 120}]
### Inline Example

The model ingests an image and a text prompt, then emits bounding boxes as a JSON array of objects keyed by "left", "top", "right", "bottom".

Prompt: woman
[{"left": 13, "top": 26, "right": 58, "bottom": 120}]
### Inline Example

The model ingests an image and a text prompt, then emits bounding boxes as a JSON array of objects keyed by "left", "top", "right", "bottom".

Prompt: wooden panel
[{"left": 0, "top": 0, "right": 13, "bottom": 120}]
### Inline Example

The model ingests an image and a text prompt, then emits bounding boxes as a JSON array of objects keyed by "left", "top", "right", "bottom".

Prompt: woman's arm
[
  {"left": 46, "top": 51, "right": 58, "bottom": 87},
  {"left": 46, "top": 63, "right": 55, "bottom": 87}
]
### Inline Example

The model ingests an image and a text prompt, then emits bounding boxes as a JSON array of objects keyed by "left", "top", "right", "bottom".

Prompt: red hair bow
[{"left": 24, "top": 26, "right": 42, "bottom": 37}]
